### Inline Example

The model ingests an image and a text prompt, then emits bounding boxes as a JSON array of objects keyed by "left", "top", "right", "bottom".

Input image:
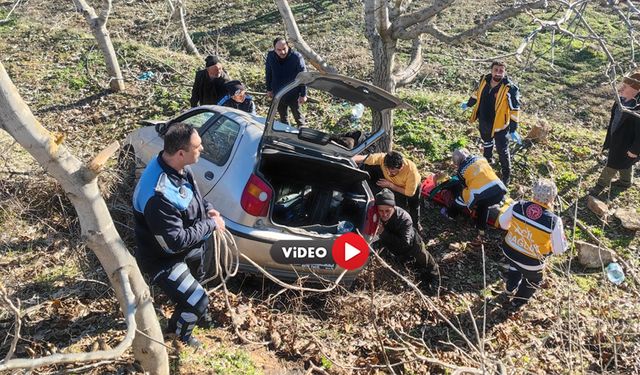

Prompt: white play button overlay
[{"left": 344, "top": 243, "right": 361, "bottom": 261}]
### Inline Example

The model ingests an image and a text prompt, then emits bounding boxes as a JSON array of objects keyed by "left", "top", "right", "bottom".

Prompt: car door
[
  {"left": 262, "top": 72, "right": 409, "bottom": 158},
  {"left": 192, "top": 114, "right": 244, "bottom": 198}
]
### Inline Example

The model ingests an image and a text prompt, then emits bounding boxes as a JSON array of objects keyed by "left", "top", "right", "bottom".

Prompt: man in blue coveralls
[{"left": 132, "top": 122, "right": 225, "bottom": 347}]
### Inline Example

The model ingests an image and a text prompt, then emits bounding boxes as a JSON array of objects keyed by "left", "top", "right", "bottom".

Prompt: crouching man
[
  {"left": 498, "top": 178, "right": 567, "bottom": 308},
  {"left": 132, "top": 122, "right": 226, "bottom": 347},
  {"left": 353, "top": 151, "right": 422, "bottom": 231},
  {"left": 443, "top": 148, "right": 507, "bottom": 248},
  {"left": 372, "top": 188, "right": 438, "bottom": 284}
]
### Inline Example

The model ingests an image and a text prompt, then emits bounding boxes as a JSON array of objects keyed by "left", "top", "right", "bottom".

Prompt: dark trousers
[
  {"left": 449, "top": 191, "right": 504, "bottom": 231},
  {"left": 479, "top": 121, "right": 511, "bottom": 184},
  {"left": 372, "top": 237, "right": 439, "bottom": 282},
  {"left": 363, "top": 164, "right": 420, "bottom": 227},
  {"left": 504, "top": 259, "right": 543, "bottom": 304},
  {"left": 277, "top": 99, "right": 305, "bottom": 127},
  {"left": 153, "top": 248, "right": 210, "bottom": 342}
]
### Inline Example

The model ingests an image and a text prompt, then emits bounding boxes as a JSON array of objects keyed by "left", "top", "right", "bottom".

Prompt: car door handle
[{"left": 204, "top": 171, "right": 214, "bottom": 180}]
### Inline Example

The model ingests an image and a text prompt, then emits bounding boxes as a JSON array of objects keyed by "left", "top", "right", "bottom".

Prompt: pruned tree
[
  {"left": 72, "top": 0, "right": 125, "bottom": 92},
  {"left": 276, "top": 0, "right": 550, "bottom": 151},
  {"left": 0, "top": 62, "right": 169, "bottom": 373},
  {"left": 167, "top": 0, "right": 200, "bottom": 57}
]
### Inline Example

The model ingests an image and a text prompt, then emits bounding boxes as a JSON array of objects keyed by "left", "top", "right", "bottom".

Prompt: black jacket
[
  {"left": 603, "top": 99, "right": 640, "bottom": 170},
  {"left": 378, "top": 207, "right": 422, "bottom": 255},
  {"left": 265, "top": 50, "right": 307, "bottom": 103},
  {"left": 190, "top": 69, "right": 231, "bottom": 107}
]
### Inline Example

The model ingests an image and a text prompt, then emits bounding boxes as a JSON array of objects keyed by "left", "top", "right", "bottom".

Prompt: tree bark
[
  {"left": 365, "top": 0, "right": 397, "bottom": 152},
  {"left": 174, "top": 0, "right": 200, "bottom": 57},
  {"left": 0, "top": 63, "right": 168, "bottom": 373},
  {"left": 72, "top": 0, "right": 125, "bottom": 92}
]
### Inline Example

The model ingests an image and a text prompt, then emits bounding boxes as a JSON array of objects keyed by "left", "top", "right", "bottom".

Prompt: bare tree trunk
[
  {"left": 366, "top": 0, "right": 398, "bottom": 153},
  {"left": 72, "top": 0, "right": 125, "bottom": 92},
  {"left": 176, "top": 0, "right": 200, "bottom": 56},
  {"left": 0, "top": 63, "right": 168, "bottom": 373}
]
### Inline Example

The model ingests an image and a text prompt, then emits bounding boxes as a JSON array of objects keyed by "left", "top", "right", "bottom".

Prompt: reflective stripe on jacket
[
  {"left": 470, "top": 74, "right": 520, "bottom": 136},
  {"left": 457, "top": 156, "right": 506, "bottom": 207}
]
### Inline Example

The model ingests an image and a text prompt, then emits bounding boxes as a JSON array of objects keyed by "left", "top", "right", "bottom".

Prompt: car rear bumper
[{"left": 225, "top": 219, "right": 363, "bottom": 283}]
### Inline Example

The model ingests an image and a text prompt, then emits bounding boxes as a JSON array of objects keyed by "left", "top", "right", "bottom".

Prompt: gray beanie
[
  {"left": 532, "top": 178, "right": 557, "bottom": 204},
  {"left": 452, "top": 148, "right": 470, "bottom": 166}
]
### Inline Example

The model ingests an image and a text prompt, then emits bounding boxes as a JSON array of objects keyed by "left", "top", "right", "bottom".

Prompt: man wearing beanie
[
  {"left": 217, "top": 80, "right": 256, "bottom": 115},
  {"left": 190, "top": 55, "right": 231, "bottom": 107},
  {"left": 353, "top": 150, "right": 422, "bottom": 231},
  {"left": 461, "top": 61, "right": 521, "bottom": 185},
  {"left": 372, "top": 188, "right": 439, "bottom": 285},
  {"left": 265, "top": 37, "right": 307, "bottom": 126},
  {"left": 498, "top": 178, "right": 567, "bottom": 308},
  {"left": 590, "top": 72, "right": 640, "bottom": 195}
]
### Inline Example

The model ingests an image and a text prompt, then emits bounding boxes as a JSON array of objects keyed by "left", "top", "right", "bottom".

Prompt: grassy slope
[{"left": 1, "top": 1, "right": 639, "bottom": 374}]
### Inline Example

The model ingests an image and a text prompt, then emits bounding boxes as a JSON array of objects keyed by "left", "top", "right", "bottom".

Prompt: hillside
[{"left": 1, "top": 1, "right": 639, "bottom": 374}]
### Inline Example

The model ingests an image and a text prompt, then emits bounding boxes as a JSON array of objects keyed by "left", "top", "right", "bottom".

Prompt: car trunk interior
[{"left": 258, "top": 147, "right": 370, "bottom": 235}]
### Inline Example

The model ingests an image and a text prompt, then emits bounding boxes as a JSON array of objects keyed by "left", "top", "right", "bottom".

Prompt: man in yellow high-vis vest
[
  {"left": 498, "top": 178, "right": 567, "bottom": 308},
  {"left": 461, "top": 61, "right": 522, "bottom": 185}
]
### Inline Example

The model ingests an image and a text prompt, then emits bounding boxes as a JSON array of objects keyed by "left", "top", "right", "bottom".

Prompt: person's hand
[
  {"left": 377, "top": 221, "right": 384, "bottom": 235},
  {"left": 628, "top": 151, "right": 638, "bottom": 158},
  {"left": 207, "top": 209, "right": 220, "bottom": 218},
  {"left": 298, "top": 96, "right": 308, "bottom": 105},
  {"left": 460, "top": 102, "right": 468, "bottom": 110},
  {"left": 509, "top": 131, "right": 523, "bottom": 145},
  {"left": 376, "top": 179, "right": 392, "bottom": 188},
  {"left": 266, "top": 91, "right": 273, "bottom": 99},
  {"left": 213, "top": 215, "right": 226, "bottom": 232}
]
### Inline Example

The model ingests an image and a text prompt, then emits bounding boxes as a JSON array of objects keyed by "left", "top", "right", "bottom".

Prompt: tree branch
[
  {"left": 176, "top": 0, "right": 200, "bottom": 56},
  {"left": 0, "top": 269, "right": 136, "bottom": 371},
  {"left": 393, "top": 37, "right": 423, "bottom": 87},
  {"left": 0, "top": 0, "right": 22, "bottom": 25},
  {"left": 274, "top": 0, "right": 337, "bottom": 74},
  {"left": 0, "top": 285, "right": 21, "bottom": 363},
  {"left": 98, "top": 0, "right": 111, "bottom": 25},
  {"left": 390, "top": 0, "right": 454, "bottom": 38},
  {"left": 397, "top": 0, "right": 548, "bottom": 42}
]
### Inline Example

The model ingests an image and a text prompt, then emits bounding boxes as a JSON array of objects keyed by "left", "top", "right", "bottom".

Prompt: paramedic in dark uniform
[{"left": 132, "top": 122, "right": 225, "bottom": 347}]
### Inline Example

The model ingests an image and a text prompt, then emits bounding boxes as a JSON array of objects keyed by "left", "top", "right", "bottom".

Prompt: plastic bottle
[
  {"left": 350, "top": 103, "right": 365, "bottom": 121},
  {"left": 337, "top": 220, "right": 354, "bottom": 234},
  {"left": 606, "top": 262, "right": 625, "bottom": 285}
]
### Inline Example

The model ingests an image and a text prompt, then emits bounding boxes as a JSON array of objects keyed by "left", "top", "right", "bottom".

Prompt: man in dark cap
[
  {"left": 590, "top": 71, "right": 640, "bottom": 195},
  {"left": 265, "top": 37, "right": 307, "bottom": 126},
  {"left": 190, "top": 55, "right": 231, "bottom": 107},
  {"left": 372, "top": 188, "right": 439, "bottom": 285},
  {"left": 217, "top": 80, "right": 256, "bottom": 115}
]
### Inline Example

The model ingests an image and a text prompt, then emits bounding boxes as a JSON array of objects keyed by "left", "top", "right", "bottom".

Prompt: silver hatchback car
[{"left": 123, "top": 72, "right": 406, "bottom": 284}]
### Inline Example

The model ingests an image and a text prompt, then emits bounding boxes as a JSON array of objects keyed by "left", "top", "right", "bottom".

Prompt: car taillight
[
  {"left": 241, "top": 174, "right": 273, "bottom": 217},
  {"left": 364, "top": 203, "right": 379, "bottom": 235}
]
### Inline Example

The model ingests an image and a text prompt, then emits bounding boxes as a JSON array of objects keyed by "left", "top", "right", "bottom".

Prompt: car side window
[
  {"left": 201, "top": 116, "right": 241, "bottom": 166},
  {"left": 179, "top": 111, "right": 217, "bottom": 129}
]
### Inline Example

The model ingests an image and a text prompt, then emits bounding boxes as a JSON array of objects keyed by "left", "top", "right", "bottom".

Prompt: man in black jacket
[
  {"left": 265, "top": 37, "right": 307, "bottom": 126},
  {"left": 190, "top": 55, "right": 231, "bottom": 107},
  {"left": 132, "top": 122, "right": 225, "bottom": 347},
  {"left": 591, "top": 72, "right": 640, "bottom": 195},
  {"left": 372, "top": 189, "right": 438, "bottom": 284}
]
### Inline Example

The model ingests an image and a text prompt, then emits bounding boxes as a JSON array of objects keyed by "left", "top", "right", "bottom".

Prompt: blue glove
[
  {"left": 460, "top": 102, "right": 468, "bottom": 110},
  {"left": 509, "top": 131, "right": 522, "bottom": 145}
]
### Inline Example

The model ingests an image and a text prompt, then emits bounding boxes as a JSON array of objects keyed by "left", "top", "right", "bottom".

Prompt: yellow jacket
[
  {"left": 499, "top": 200, "right": 567, "bottom": 265},
  {"left": 456, "top": 156, "right": 506, "bottom": 207},
  {"left": 364, "top": 153, "right": 420, "bottom": 196},
  {"left": 469, "top": 74, "right": 520, "bottom": 136}
]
